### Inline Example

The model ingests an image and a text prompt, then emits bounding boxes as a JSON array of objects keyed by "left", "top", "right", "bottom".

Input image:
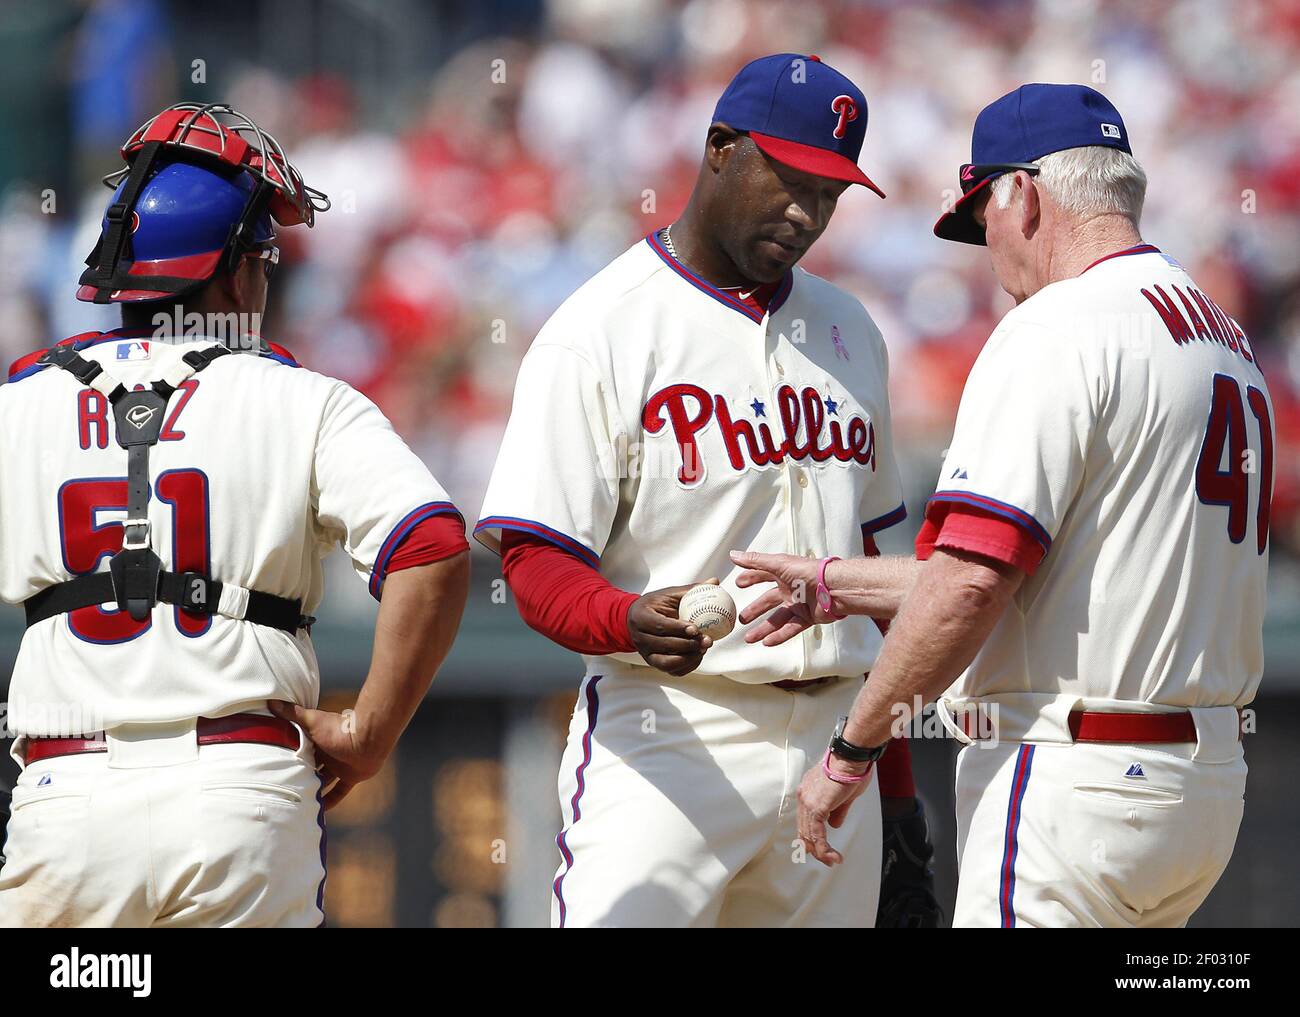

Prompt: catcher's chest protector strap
[{"left": 23, "top": 345, "right": 313, "bottom": 635}]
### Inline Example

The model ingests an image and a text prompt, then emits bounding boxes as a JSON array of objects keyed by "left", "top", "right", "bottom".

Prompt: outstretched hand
[{"left": 730, "top": 550, "right": 838, "bottom": 646}]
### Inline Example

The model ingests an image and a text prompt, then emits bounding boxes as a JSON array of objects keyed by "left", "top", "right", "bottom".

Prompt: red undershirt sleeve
[
  {"left": 500, "top": 531, "right": 638, "bottom": 655},
  {"left": 384, "top": 514, "right": 470, "bottom": 574},
  {"left": 914, "top": 502, "right": 1045, "bottom": 575}
]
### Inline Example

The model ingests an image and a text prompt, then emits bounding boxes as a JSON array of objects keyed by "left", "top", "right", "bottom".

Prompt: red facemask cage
[{"left": 105, "top": 102, "right": 331, "bottom": 227}]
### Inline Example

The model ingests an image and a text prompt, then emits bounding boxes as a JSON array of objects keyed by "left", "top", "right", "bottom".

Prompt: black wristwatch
[{"left": 829, "top": 715, "right": 889, "bottom": 764}]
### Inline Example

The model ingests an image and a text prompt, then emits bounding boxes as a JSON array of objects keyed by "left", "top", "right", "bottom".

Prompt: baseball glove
[{"left": 875, "top": 798, "right": 945, "bottom": 928}]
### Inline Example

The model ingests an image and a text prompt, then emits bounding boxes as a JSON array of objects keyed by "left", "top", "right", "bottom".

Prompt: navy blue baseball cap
[
  {"left": 934, "top": 83, "right": 1132, "bottom": 245},
  {"left": 713, "top": 53, "right": 885, "bottom": 198}
]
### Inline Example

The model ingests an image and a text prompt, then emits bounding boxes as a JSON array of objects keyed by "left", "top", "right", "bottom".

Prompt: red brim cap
[
  {"left": 933, "top": 175, "right": 993, "bottom": 246},
  {"left": 750, "top": 132, "right": 886, "bottom": 198}
]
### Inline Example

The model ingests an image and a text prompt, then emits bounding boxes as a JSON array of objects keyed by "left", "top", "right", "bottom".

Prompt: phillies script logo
[
  {"left": 831, "top": 95, "right": 859, "bottom": 139},
  {"left": 642, "top": 383, "right": 875, "bottom": 487}
]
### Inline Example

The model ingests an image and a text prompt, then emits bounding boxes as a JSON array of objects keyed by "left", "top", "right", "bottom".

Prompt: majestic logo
[
  {"left": 1124, "top": 762, "right": 1145, "bottom": 779},
  {"left": 643, "top": 383, "right": 875, "bottom": 487},
  {"left": 830, "top": 95, "right": 859, "bottom": 139},
  {"left": 125, "top": 405, "right": 156, "bottom": 429}
]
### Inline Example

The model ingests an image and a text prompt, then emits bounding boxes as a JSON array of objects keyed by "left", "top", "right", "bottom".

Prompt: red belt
[
  {"left": 772, "top": 676, "right": 835, "bottom": 692},
  {"left": 23, "top": 713, "right": 300, "bottom": 766},
  {"left": 1068, "top": 710, "right": 1198, "bottom": 743},
  {"left": 960, "top": 709, "right": 1199, "bottom": 744}
]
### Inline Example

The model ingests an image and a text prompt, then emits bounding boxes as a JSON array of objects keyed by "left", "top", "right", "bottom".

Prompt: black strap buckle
[
  {"left": 176, "top": 571, "right": 219, "bottom": 615},
  {"left": 108, "top": 548, "right": 163, "bottom": 622},
  {"left": 43, "top": 345, "right": 104, "bottom": 387}
]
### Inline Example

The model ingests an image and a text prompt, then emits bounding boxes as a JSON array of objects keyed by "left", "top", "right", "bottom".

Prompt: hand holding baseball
[
  {"left": 678, "top": 583, "right": 737, "bottom": 640},
  {"left": 626, "top": 580, "right": 718, "bottom": 677}
]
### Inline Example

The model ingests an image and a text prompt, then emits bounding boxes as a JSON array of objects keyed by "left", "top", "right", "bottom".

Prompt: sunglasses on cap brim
[{"left": 959, "top": 162, "right": 1040, "bottom": 195}]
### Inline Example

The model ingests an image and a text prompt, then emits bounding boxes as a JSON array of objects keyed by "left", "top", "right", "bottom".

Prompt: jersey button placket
[{"left": 770, "top": 321, "right": 810, "bottom": 677}]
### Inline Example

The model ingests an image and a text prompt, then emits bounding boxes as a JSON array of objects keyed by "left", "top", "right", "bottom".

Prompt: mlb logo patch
[
  {"left": 116, "top": 340, "right": 150, "bottom": 361},
  {"left": 1100, "top": 123, "right": 1122, "bottom": 139},
  {"left": 1124, "top": 762, "right": 1145, "bottom": 779}
]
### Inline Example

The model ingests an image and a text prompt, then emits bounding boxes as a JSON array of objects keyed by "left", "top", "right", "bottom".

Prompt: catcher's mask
[{"left": 77, "top": 102, "right": 331, "bottom": 304}]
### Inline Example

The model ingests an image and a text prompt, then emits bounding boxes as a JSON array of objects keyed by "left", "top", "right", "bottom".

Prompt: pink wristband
[
  {"left": 816, "top": 556, "right": 844, "bottom": 620},
  {"left": 822, "top": 748, "right": 875, "bottom": 785}
]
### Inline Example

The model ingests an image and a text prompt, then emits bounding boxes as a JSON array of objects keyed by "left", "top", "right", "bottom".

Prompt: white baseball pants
[
  {"left": 549, "top": 666, "right": 880, "bottom": 928},
  {"left": 952, "top": 721, "right": 1246, "bottom": 928},
  {"left": 0, "top": 720, "right": 326, "bottom": 928}
]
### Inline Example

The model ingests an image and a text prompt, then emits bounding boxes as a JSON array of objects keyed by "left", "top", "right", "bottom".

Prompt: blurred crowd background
[{"left": 1, "top": 0, "right": 1297, "bottom": 927}]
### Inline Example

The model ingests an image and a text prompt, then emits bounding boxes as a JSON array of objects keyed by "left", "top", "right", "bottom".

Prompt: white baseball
[{"left": 678, "top": 584, "right": 737, "bottom": 640}]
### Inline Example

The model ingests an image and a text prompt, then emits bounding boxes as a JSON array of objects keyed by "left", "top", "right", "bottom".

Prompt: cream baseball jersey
[
  {"left": 477, "top": 234, "right": 906, "bottom": 685},
  {"left": 1, "top": 331, "right": 459, "bottom": 732},
  {"left": 934, "top": 245, "right": 1273, "bottom": 709}
]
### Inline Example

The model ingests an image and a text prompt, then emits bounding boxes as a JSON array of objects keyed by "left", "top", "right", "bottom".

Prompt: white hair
[{"left": 990, "top": 145, "right": 1147, "bottom": 223}]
